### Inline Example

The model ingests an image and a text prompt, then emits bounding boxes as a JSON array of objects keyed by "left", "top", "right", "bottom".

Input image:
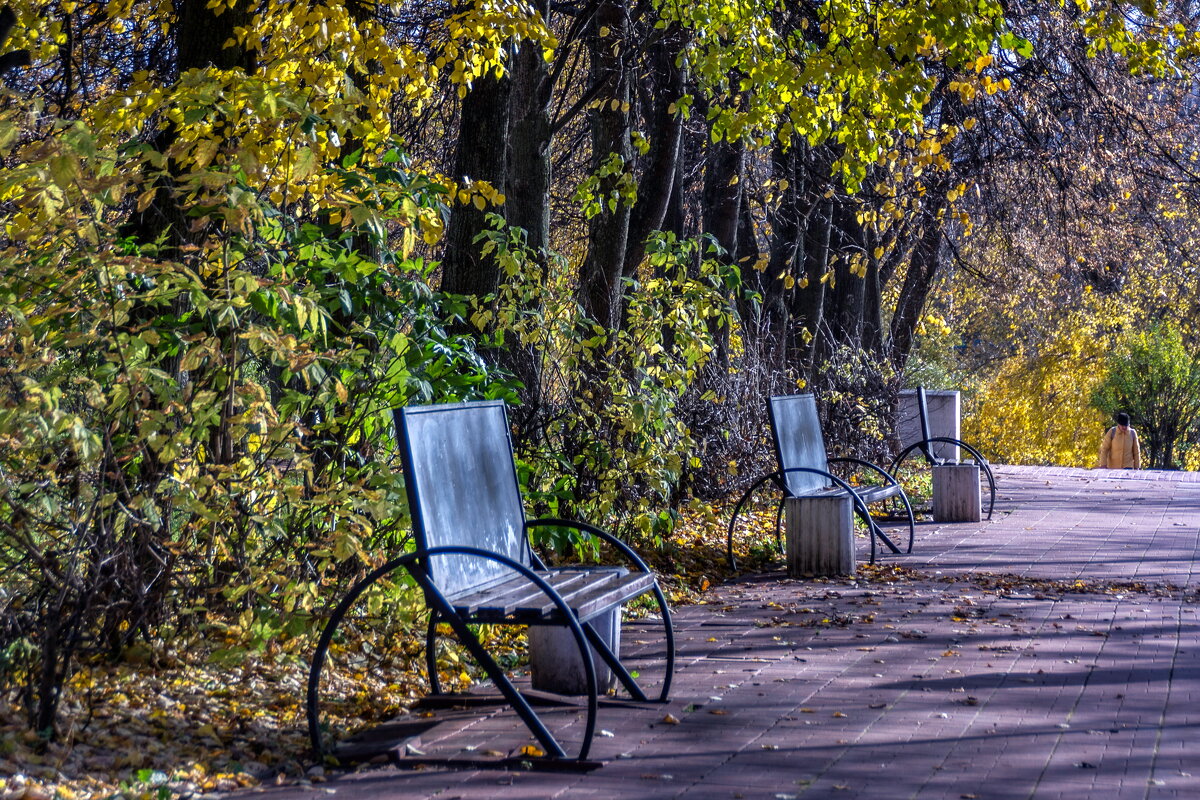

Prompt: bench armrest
[
  {"left": 892, "top": 436, "right": 990, "bottom": 469},
  {"left": 525, "top": 518, "right": 654, "bottom": 575},
  {"left": 827, "top": 456, "right": 902, "bottom": 488},
  {"left": 776, "top": 467, "right": 873, "bottom": 521}
]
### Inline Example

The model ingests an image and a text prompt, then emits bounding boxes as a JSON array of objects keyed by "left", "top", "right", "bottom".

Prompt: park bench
[
  {"left": 306, "top": 399, "right": 674, "bottom": 764},
  {"left": 890, "top": 386, "right": 996, "bottom": 519},
  {"left": 726, "top": 393, "right": 916, "bottom": 569}
]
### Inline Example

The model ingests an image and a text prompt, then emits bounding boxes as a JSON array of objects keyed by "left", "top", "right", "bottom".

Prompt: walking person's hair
[{"left": 1116, "top": 412, "right": 1130, "bottom": 427}]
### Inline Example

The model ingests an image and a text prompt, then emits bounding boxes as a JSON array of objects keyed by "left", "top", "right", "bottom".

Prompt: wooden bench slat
[
  {"left": 450, "top": 569, "right": 653, "bottom": 624},
  {"left": 792, "top": 483, "right": 901, "bottom": 505},
  {"left": 451, "top": 570, "right": 595, "bottom": 615},
  {"left": 854, "top": 484, "right": 903, "bottom": 503},
  {"left": 551, "top": 571, "right": 655, "bottom": 622},
  {"left": 448, "top": 569, "right": 582, "bottom": 611}
]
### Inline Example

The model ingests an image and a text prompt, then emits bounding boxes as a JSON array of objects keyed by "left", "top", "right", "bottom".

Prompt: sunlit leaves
[{"left": 656, "top": 0, "right": 1016, "bottom": 190}]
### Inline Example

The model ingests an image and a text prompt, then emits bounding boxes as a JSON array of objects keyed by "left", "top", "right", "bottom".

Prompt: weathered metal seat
[
  {"left": 890, "top": 386, "right": 996, "bottom": 519},
  {"left": 726, "top": 394, "right": 916, "bottom": 569},
  {"left": 306, "top": 400, "right": 674, "bottom": 763}
]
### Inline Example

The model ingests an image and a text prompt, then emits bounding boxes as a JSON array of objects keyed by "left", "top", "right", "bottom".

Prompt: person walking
[{"left": 1098, "top": 412, "right": 1141, "bottom": 469}]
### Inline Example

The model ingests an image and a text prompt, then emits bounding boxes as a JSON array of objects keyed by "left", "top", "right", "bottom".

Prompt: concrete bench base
[
  {"left": 528, "top": 607, "right": 620, "bottom": 695},
  {"left": 933, "top": 464, "right": 982, "bottom": 522},
  {"left": 785, "top": 493, "right": 856, "bottom": 577}
]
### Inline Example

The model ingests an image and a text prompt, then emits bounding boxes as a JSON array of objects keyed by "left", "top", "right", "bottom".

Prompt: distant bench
[
  {"left": 727, "top": 394, "right": 915, "bottom": 569},
  {"left": 891, "top": 386, "right": 996, "bottom": 520}
]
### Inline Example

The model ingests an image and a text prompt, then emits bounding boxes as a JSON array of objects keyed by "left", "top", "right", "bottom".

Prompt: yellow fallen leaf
[
  {"left": 662, "top": 713, "right": 680, "bottom": 725},
  {"left": 518, "top": 745, "right": 545, "bottom": 758},
  {"left": 832, "top": 711, "right": 847, "bottom": 718}
]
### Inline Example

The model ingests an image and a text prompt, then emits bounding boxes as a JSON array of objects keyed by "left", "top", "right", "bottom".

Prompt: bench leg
[
  {"left": 432, "top": 606, "right": 570, "bottom": 757},
  {"left": 529, "top": 608, "right": 621, "bottom": 696},
  {"left": 933, "top": 464, "right": 982, "bottom": 522},
  {"left": 786, "top": 495, "right": 856, "bottom": 577}
]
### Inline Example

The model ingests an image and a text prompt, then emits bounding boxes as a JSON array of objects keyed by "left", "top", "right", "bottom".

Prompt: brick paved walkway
[{"left": 269, "top": 466, "right": 1200, "bottom": 800}]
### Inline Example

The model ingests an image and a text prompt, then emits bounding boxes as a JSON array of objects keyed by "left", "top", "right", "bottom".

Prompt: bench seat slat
[
  {"left": 554, "top": 571, "right": 655, "bottom": 623},
  {"left": 450, "top": 570, "right": 596, "bottom": 616},
  {"left": 452, "top": 569, "right": 653, "bottom": 623},
  {"left": 791, "top": 483, "right": 901, "bottom": 504},
  {"left": 854, "top": 484, "right": 903, "bottom": 503}
]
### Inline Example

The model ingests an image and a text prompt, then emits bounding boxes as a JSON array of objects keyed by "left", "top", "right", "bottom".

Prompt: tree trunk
[
  {"left": 788, "top": 144, "right": 837, "bottom": 378},
  {"left": 761, "top": 142, "right": 801, "bottom": 342},
  {"left": 441, "top": 70, "right": 511, "bottom": 298},
  {"left": 579, "top": 0, "right": 631, "bottom": 330},
  {"left": 507, "top": 7, "right": 553, "bottom": 257},
  {"left": 176, "top": 0, "right": 256, "bottom": 73},
  {"left": 504, "top": 1, "right": 553, "bottom": 409},
  {"left": 888, "top": 206, "right": 947, "bottom": 373},
  {"left": 621, "top": 21, "right": 686, "bottom": 279},
  {"left": 702, "top": 132, "right": 744, "bottom": 260},
  {"left": 821, "top": 194, "right": 868, "bottom": 355}
]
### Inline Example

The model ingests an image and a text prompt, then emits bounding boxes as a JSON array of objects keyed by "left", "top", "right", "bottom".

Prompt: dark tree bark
[
  {"left": 441, "top": 70, "right": 512, "bottom": 298},
  {"left": 176, "top": 0, "right": 255, "bottom": 73},
  {"left": 821, "top": 194, "right": 869, "bottom": 354},
  {"left": 698, "top": 113, "right": 745, "bottom": 367},
  {"left": 787, "top": 144, "right": 837, "bottom": 378},
  {"left": 888, "top": 201, "right": 949, "bottom": 372},
  {"left": 731, "top": 186, "right": 761, "bottom": 328},
  {"left": 760, "top": 142, "right": 802, "bottom": 339},
  {"left": 621, "top": 21, "right": 686, "bottom": 280},
  {"left": 579, "top": 0, "right": 632, "bottom": 330},
  {"left": 507, "top": 0, "right": 554, "bottom": 257},
  {"left": 702, "top": 133, "right": 744, "bottom": 259},
  {"left": 0, "top": 6, "right": 31, "bottom": 81},
  {"left": 503, "top": 0, "right": 554, "bottom": 407},
  {"left": 661, "top": 144, "right": 687, "bottom": 240}
]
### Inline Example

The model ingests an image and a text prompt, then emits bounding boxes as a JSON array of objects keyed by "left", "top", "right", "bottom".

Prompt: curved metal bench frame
[
  {"left": 525, "top": 518, "right": 675, "bottom": 701},
  {"left": 890, "top": 438, "right": 996, "bottom": 521},
  {"left": 419, "top": 524, "right": 674, "bottom": 705},
  {"left": 829, "top": 456, "right": 918, "bottom": 547},
  {"left": 308, "top": 546, "right": 599, "bottom": 762},
  {"left": 726, "top": 465, "right": 914, "bottom": 570}
]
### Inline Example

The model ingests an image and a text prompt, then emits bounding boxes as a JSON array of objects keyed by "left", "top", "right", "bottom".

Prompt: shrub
[{"left": 1092, "top": 320, "right": 1200, "bottom": 469}]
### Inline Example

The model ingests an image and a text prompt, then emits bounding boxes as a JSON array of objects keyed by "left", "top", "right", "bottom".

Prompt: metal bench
[
  {"left": 727, "top": 393, "right": 916, "bottom": 569},
  {"left": 890, "top": 386, "right": 996, "bottom": 519},
  {"left": 306, "top": 400, "right": 674, "bottom": 764}
]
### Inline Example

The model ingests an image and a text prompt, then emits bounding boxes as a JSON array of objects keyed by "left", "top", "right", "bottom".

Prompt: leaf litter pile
[{"left": 2, "top": 504, "right": 1195, "bottom": 800}]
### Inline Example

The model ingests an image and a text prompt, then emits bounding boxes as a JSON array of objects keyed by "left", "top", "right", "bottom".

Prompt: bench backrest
[
  {"left": 767, "top": 394, "right": 831, "bottom": 495},
  {"left": 917, "top": 386, "right": 933, "bottom": 443},
  {"left": 396, "top": 400, "right": 531, "bottom": 599},
  {"left": 916, "top": 385, "right": 938, "bottom": 463}
]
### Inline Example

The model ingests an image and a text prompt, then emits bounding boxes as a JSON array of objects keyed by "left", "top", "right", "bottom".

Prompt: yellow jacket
[{"left": 1098, "top": 425, "right": 1141, "bottom": 469}]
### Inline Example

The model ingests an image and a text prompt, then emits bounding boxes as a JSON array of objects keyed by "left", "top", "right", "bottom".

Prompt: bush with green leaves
[
  {"left": 0, "top": 93, "right": 507, "bottom": 734},
  {"left": 1092, "top": 320, "right": 1200, "bottom": 469}
]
